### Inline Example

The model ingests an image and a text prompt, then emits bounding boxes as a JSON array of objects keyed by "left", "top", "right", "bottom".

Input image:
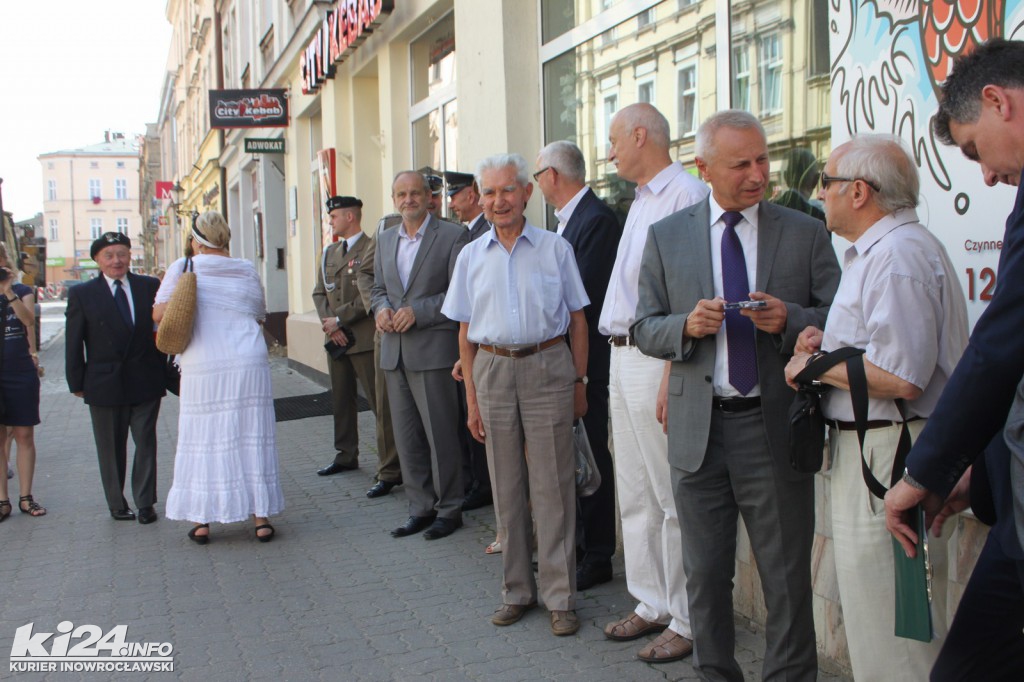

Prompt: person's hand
[
  {"left": 375, "top": 308, "right": 395, "bottom": 333},
  {"left": 743, "top": 292, "right": 787, "bottom": 334},
  {"left": 656, "top": 369, "right": 670, "bottom": 434},
  {"left": 685, "top": 298, "right": 725, "bottom": 338},
  {"left": 794, "top": 326, "right": 823, "bottom": 355},
  {"left": 930, "top": 467, "right": 972, "bottom": 538},
  {"left": 785, "top": 353, "right": 812, "bottom": 390},
  {"left": 322, "top": 317, "right": 339, "bottom": 334},
  {"left": 392, "top": 306, "right": 416, "bottom": 333},
  {"left": 452, "top": 360, "right": 463, "bottom": 382},
  {"left": 73, "top": 391, "right": 84, "bottom": 398},
  {"left": 466, "top": 396, "right": 486, "bottom": 443},
  {"left": 884, "top": 480, "right": 943, "bottom": 557},
  {"left": 573, "top": 383, "right": 588, "bottom": 420},
  {"left": 329, "top": 328, "right": 348, "bottom": 346}
]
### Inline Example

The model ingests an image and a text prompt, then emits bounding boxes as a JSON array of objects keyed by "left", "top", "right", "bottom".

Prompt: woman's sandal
[
  {"left": 0, "top": 499, "right": 11, "bottom": 522},
  {"left": 187, "top": 524, "right": 210, "bottom": 545},
  {"left": 255, "top": 523, "right": 275, "bottom": 543},
  {"left": 18, "top": 495, "right": 46, "bottom": 517},
  {"left": 485, "top": 540, "right": 502, "bottom": 555}
]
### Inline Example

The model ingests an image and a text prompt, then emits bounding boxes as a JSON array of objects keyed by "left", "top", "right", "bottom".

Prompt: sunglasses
[{"left": 819, "top": 171, "right": 880, "bottom": 192}]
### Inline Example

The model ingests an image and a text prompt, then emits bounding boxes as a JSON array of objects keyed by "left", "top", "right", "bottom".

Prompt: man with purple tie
[{"left": 632, "top": 110, "right": 840, "bottom": 681}]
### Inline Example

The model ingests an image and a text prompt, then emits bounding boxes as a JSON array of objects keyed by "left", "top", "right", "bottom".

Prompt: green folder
[{"left": 892, "top": 505, "right": 933, "bottom": 642}]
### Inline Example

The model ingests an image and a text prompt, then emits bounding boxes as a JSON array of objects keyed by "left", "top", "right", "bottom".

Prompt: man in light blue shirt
[{"left": 442, "top": 153, "right": 589, "bottom": 637}]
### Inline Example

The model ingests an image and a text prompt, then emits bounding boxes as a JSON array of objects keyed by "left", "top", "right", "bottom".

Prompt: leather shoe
[
  {"left": 366, "top": 479, "right": 401, "bottom": 498},
  {"left": 110, "top": 508, "right": 136, "bottom": 521},
  {"left": 423, "top": 517, "right": 462, "bottom": 540},
  {"left": 551, "top": 610, "right": 580, "bottom": 636},
  {"left": 137, "top": 506, "right": 158, "bottom": 524},
  {"left": 576, "top": 561, "right": 613, "bottom": 590},
  {"left": 637, "top": 629, "right": 693, "bottom": 663},
  {"left": 391, "top": 515, "right": 436, "bottom": 538},
  {"left": 491, "top": 602, "right": 536, "bottom": 626},
  {"left": 317, "top": 461, "right": 357, "bottom": 476},
  {"left": 461, "top": 485, "right": 493, "bottom": 511}
]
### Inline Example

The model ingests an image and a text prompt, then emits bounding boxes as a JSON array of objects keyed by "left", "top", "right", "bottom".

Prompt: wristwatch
[{"left": 575, "top": 376, "right": 588, "bottom": 385}]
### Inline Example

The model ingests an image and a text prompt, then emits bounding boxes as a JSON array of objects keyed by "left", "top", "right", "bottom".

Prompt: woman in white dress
[{"left": 154, "top": 211, "right": 284, "bottom": 544}]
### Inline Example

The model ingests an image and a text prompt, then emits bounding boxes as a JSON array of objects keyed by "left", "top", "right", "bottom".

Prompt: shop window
[
  {"left": 410, "top": 13, "right": 455, "bottom": 103},
  {"left": 410, "top": 12, "right": 457, "bottom": 197}
]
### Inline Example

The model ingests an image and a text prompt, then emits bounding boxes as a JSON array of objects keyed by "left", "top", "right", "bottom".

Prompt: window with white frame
[
  {"left": 638, "top": 79, "right": 655, "bottom": 104},
  {"left": 48, "top": 219, "right": 59, "bottom": 242},
  {"left": 115, "top": 178, "right": 128, "bottom": 200},
  {"left": 410, "top": 13, "right": 457, "bottom": 184},
  {"left": 90, "top": 218, "right": 102, "bottom": 239},
  {"left": 677, "top": 63, "right": 697, "bottom": 136},
  {"left": 603, "top": 92, "right": 619, "bottom": 155},
  {"left": 116, "top": 161, "right": 125, "bottom": 169},
  {"left": 47, "top": 180, "right": 57, "bottom": 201},
  {"left": 678, "top": 0, "right": 696, "bottom": 7},
  {"left": 116, "top": 217, "right": 129, "bottom": 235},
  {"left": 637, "top": 8, "right": 654, "bottom": 29},
  {"left": 758, "top": 32, "right": 783, "bottom": 115},
  {"left": 89, "top": 179, "right": 101, "bottom": 200},
  {"left": 733, "top": 45, "right": 750, "bottom": 112}
]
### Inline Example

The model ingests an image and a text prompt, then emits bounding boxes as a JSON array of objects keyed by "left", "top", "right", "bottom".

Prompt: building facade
[{"left": 38, "top": 132, "right": 145, "bottom": 282}]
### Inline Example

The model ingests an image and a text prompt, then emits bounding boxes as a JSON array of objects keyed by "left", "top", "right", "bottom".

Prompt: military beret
[
  {"left": 90, "top": 232, "right": 132, "bottom": 260},
  {"left": 444, "top": 171, "right": 475, "bottom": 197},
  {"left": 326, "top": 195, "right": 363, "bottom": 212}
]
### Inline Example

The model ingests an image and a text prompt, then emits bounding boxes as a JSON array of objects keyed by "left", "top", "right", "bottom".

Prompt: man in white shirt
[{"left": 598, "top": 103, "right": 708, "bottom": 663}]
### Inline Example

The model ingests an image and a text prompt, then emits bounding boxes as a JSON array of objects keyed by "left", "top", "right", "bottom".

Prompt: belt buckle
[{"left": 508, "top": 348, "right": 526, "bottom": 359}]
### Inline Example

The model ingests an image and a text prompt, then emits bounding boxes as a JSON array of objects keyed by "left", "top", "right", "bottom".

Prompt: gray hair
[
  {"left": 694, "top": 110, "right": 766, "bottom": 161},
  {"left": 614, "top": 103, "right": 670, "bottom": 149},
  {"left": 834, "top": 135, "right": 919, "bottom": 212},
  {"left": 391, "top": 170, "right": 430, "bottom": 194},
  {"left": 538, "top": 141, "right": 586, "bottom": 184},
  {"left": 475, "top": 153, "right": 530, "bottom": 187}
]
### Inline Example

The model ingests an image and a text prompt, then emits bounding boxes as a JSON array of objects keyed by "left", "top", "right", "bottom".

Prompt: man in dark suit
[
  {"left": 444, "top": 170, "right": 492, "bottom": 511},
  {"left": 312, "top": 195, "right": 399, "bottom": 484},
  {"left": 66, "top": 232, "right": 167, "bottom": 523},
  {"left": 632, "top": 110, "right": 840, "bottom": 681},
  {"left": 885, "top": 38, "right": 1024, "bottom": 679},
  {"left": 535, "top": 141, "right": 622, "bottom": 589},
  {"left": 370, "top": 171, "right": 469, "bottom": 540}
]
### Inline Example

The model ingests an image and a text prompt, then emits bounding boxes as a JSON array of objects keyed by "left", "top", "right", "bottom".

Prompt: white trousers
[
  {"left": 831, "top": 422, "right": 949, "bottom": 681},
  {"left": 609, "top": 346, "right": 691, "bottom": 636}
]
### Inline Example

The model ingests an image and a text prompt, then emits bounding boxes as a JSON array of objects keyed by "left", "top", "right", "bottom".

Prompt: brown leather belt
[
  {"left": 479, "top": 337, "right": 562, "bottom": 359},
  {"left": 829, "top": 416, "right": 923, "bottom": 432},
  {"left": 712, "top": 396, "right": 761, "bottom": 413},
  {"left": 609, "top": 335, "right": 634, "bottom": 347}
]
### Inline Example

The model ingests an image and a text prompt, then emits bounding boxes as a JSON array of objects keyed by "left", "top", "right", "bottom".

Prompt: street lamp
[{"left": 169, "top": 182, "right": 198, "bottom": 223}]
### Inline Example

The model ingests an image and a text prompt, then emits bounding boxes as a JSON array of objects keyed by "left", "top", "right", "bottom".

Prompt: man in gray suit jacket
[
  {"left": 632, "top": 111, "right": 840, "bottom": 681},
  {"left": 370, "top": 171, "right": 470, "bottom": 540}
]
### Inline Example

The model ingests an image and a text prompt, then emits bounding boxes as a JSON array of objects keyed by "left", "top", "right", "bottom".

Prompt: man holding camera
[{"left": 785, "top": 135, "right": 968, "bottom": 681}]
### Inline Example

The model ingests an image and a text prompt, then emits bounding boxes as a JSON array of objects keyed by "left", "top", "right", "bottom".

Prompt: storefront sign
[
  {"left": 155, "top": 181, "right": 173, "bottom": 200},
  {"left": 45, "top": 257, "right": 65, "bottom": 267},
  {"left": 209, "top": 89, "right": 288, "bottom": 129},
  {"left": 245, "top": 138, "right": 285, "bottom": 154},
  {"left": 301, "top": 0, "right": 394, "bottom": 94}
]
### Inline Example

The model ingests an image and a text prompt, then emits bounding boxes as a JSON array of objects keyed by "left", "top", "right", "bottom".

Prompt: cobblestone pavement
[{"left": 1, "top": 303, "right": 850, "bottom": 681}]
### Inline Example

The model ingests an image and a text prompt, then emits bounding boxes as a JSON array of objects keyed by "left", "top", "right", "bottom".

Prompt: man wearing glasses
[{"left": 785, "top": 135, "right": 969, "bottom": 681}]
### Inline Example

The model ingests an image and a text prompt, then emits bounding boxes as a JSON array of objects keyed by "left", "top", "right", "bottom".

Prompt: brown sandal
[
  {"left": 603, "top": 612, "right": 668, "bottom": 641},
  {"left": 0, "top": 499, "right": 11, "bottom": 522},
  {"left": 18, "top": 495, "right": 46, "bottom": 517},
  {"left": 637, "top": 629, "right": 694, "bottom": 663}
]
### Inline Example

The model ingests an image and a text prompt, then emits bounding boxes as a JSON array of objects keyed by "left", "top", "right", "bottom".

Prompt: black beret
[
  {"left": 90, "top": 232, "right": 132, "bottom": 260},
  {"left": 444, "top": 171, "right": 475, "bottom": 197},
  {"left": 326, "top": 195, "right": 363, "bottom": 212}
]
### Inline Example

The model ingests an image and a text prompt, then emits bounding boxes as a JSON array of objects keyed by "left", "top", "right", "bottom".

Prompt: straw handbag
[{"left": 156, "top": 258, "right": 197, "bottom": 355}]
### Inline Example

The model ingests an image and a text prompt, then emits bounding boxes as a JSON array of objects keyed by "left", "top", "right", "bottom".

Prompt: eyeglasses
[
  {"left": 532, "top": 166, "right": 552, "bottom": 181},
  {"left": 819, "top": 171, "right": 880, "bottom": 192}
]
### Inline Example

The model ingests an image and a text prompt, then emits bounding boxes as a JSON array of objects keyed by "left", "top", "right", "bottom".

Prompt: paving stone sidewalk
[{"left": 0, "top": 305, "right": 850, "bottom": 681}]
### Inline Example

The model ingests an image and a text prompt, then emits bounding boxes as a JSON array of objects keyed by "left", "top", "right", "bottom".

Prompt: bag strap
[
  {"left": 793, "top": 346, "right": 864, "bottom": 384},
  {"left": 844, "top": 352, "right": 913, "bottom": 500}
]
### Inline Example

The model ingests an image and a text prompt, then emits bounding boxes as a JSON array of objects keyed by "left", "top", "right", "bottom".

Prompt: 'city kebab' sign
[{"left": 209, "top": 90, "right": 288, "bottom": 129}]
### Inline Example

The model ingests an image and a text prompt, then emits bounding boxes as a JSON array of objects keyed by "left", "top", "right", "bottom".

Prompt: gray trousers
[
  {"left": 385, "top": 361, "right": 463, "bottom": 519},
  {"left": 88, "top": 399, "right": 161, "bottom": 511},
  {"left": 474, "top": 342, "right": 577, "bottom": 611},
  {"left": 673, "top": 407, "right": 816, "bottom": 682}
]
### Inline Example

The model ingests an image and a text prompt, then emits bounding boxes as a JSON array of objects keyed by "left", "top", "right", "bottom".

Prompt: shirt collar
[
  {"left": 399, "top": 214, "right": 430, "bottom": 241},
  {"left": 708, "top": 194, "right": 759, "bottom": 229},
  {"left": 103, "top": 273, "right": 127, "bottom": 287},
  {"left": 852, "top": 208, "right": 920, "bottom": 257},
  {"left": 484, "top": 221, "right": 540, "bottom": 248},
  {"left": 640, "top": 162, "right": 686, "bottom": 198},
  {"left": 555, "top": 186, "right": 590, "bottom": 226}
]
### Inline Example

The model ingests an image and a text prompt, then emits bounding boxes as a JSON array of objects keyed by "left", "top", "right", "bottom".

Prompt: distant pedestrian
[{"left": 154, "top": 212, "right": 283, "bottom": 544}]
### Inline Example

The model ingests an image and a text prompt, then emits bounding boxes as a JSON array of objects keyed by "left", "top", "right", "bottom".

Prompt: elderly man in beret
[{"left": 66, "top": 232, "right": 168, "bottom": 523}]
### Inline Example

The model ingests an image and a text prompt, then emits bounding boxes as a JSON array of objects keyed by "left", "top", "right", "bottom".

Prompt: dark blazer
[
  {"left": 312, "top": 234, "right": 376, "bottom": 355},
  {"left": 631, "top": 198, "right": 840, "bottom": 473},
  {"left": 370, "top": 214, "right": 469, "bottom": 372},
  {"left": 467, "top": 213, "right": 490, "bottom": 242},
  {"left": 907, "top": 182, "right": 1024, "bottom": 560},
  {"left": 560, "top": 188, "right": 622, "bottom": 385},
  {"left": 65, "top": 273, "right": 167, "bottom": 407}
]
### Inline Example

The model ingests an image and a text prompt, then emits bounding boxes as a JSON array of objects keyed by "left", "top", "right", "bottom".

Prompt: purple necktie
[{"left": 721, "top": 211, "right": 758, "bottom": 395}]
